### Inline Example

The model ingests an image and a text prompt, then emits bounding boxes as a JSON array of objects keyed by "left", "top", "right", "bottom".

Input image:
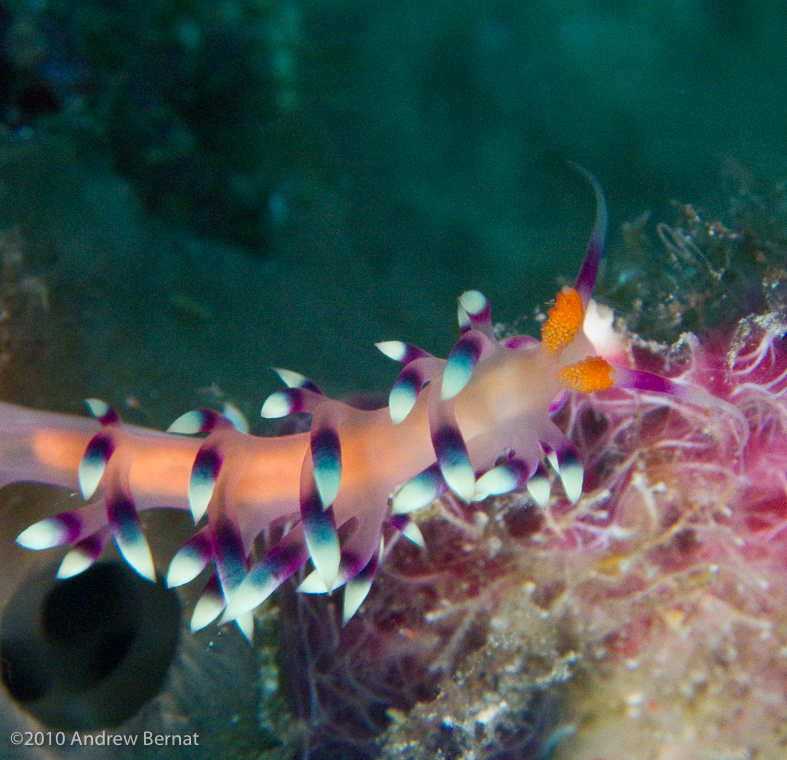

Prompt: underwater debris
[{"left": 603, "top": 171, "right": 787, "bottom": 342}]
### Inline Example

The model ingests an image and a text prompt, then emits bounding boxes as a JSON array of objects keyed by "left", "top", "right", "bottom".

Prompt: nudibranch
[{"left": 3, "top": 169, "right": 708, "bottom": 640}]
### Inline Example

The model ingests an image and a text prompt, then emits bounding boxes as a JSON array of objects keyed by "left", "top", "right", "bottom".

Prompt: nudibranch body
[{"left": 5, "top": 170, "right": 696, "bottom": 638}]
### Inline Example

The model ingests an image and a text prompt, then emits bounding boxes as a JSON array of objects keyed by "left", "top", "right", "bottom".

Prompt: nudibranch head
[
  {"left": 541, "top": 285, "right": 617, "bottom": 392},
  {"left": 558, "top": 355, "right": 617, "bottom": 394},
  {"left": 542, "top": 286, "right": 586, "bottom": 355}
]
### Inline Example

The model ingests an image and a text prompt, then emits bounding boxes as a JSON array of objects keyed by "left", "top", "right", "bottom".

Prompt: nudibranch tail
[{"left": 7, "top": 167, "right": 721, "bottom": 638}]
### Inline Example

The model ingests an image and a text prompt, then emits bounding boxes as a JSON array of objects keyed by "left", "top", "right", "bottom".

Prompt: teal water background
[{"left": 0, "top": 0, "right": 784, "bottom": 428}]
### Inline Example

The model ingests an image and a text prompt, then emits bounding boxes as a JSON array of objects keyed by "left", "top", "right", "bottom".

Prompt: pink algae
[{"left": 331, "top": 314, "right": 787, "bottom": 760}]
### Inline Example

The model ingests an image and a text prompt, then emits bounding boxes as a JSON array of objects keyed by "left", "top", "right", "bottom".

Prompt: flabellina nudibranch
[{"left": 2, "top": 168, "right": 720, "bottom": 640}]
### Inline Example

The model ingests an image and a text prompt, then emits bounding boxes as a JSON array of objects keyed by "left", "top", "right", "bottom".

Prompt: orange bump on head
[
  {"left": 558, "top": 356, "right": 616, "bottom": 394},
  {"left": 541, "top": 287, "right": 585, "bottom": 355}
]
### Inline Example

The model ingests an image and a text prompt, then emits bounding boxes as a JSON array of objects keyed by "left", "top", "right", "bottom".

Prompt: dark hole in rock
[{"left": 1, "top": 560, "right": 180, "bottom": 730}]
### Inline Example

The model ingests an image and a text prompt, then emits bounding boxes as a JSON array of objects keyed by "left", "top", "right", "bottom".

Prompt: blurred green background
[{"left": 0, "top": 0, "right": 783, "bottom": 426}]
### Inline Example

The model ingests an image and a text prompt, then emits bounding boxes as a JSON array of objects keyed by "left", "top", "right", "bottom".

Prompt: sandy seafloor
[{"left": 0, "top": 1, "right": 786, "bottom": 758}]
